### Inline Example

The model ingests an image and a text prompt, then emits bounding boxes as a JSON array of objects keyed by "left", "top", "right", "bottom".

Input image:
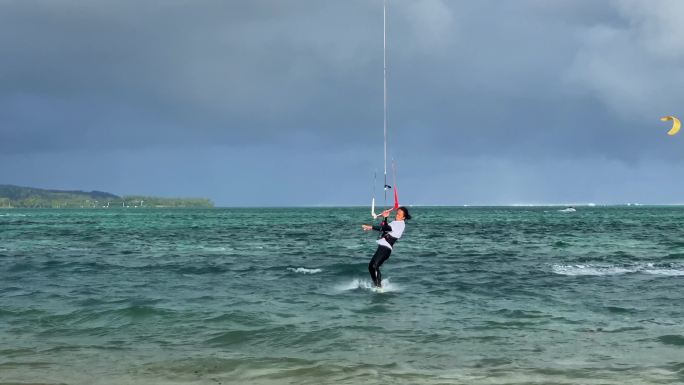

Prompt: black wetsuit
[{"left": 368, "top": 218, "right": 398, "bottom": 287}]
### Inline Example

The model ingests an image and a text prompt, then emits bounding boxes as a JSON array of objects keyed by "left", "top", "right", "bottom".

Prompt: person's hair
[{"left": 398, "top": 206, "right": 412, "bottom": 220}]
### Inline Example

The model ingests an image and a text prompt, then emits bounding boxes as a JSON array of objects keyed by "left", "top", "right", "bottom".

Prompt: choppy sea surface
[{"left": 1, "top": 207, "right": 683, "bottom": 384}]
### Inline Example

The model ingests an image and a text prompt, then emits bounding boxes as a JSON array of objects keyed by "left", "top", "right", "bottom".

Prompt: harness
[
  {"left": 377, "top": 218, "right": 398, "bottom": 246},
  {"left": 382, "top": 233, "right": 398, "bottom": 246}
]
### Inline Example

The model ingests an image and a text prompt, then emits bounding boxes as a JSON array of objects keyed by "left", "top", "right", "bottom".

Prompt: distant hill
[
  {"left": 0, "top": 185, "right": 213, "bottom": 208},
  {"left": 0, "top": 185, "right": 119, "bottom": 201}
]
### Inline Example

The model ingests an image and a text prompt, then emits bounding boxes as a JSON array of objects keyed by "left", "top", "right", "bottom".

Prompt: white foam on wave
[
  {"left": 335, "top": 278, "right": 399, "bottom": 293},
  {"left": 287, "top": 267, "right": 322, "bottom": 274},
  {"left": 552, "top": 264, "right": 636, "bottom": 276},
  {"left": 553, "top": 263, "right": 684, "bottom": 277},
  {"left": 198, "top": 246, "right": 229, "bottom": 252},
  {"left": 644, "top": 268, "right": 684, "bottom": 276}
]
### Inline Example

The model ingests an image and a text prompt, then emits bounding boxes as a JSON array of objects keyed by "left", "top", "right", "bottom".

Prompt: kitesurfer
[{"left": 362, "top": 206, "right": 411, "bottom": 288}]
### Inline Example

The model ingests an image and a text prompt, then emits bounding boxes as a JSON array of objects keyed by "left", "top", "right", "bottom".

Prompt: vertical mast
[{"left": 383, "top": 0, "right": 388, "bottom": 203}]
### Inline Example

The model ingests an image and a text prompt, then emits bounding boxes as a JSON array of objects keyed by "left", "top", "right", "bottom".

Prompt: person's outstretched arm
[{"left": 362, "top": 210, "right": 392, "bottom": 231}]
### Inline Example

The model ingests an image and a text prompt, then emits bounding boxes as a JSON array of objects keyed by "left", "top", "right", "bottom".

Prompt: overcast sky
[{"left": 3, "top": 0, "right": 684, "bottom": 206}]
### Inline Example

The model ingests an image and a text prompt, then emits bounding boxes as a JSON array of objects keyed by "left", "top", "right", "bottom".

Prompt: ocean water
[{"left": 1, "top": 207, "right": 683, "bottom": 385}]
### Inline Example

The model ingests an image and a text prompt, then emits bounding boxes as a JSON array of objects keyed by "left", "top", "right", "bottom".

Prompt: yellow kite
[{"left": 661, "top": 116, "right": 681, "bottom": 135}]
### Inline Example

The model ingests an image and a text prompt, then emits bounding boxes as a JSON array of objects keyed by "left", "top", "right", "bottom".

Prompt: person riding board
[{"left": 362, "top": 206, "right": 411, "bottom": 288}]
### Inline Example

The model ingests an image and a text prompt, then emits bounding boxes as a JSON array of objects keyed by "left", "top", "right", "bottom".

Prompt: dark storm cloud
[
  {"left": 3, "top": 0, "right": 682, "bottom": 160},
  {"left": 1, "top": 0, "right": 385, "bottom": 153},
  {"left": 384, "top": 0, "right": 684, "bottom": 162},
  {"left": 3, "top": 0, "right": 684, "bottom": 205}
]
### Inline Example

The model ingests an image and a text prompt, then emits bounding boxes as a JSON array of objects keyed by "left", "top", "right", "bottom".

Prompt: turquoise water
[{"left": 1, "top": 207, "right": 683, "bottom": 384}]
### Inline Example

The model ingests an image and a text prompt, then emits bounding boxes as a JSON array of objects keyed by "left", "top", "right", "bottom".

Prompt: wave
[
  {"left": 197, "top": 246, "right": 230, "bottom": 252},
  {"left": 605, "top": 306, "right": 638, "bottom": 314},
  {"left": 37, "top": 305, "right": 174, "bottom": 328},
  {"left": 656, "top": 334, "right": 684, "bottom": 346},
  {"left": 114, "top": 304, "right": 174, "bottom": 319},
  {"left": 204, "top": 325, "right": 293, "bottom": 348},
  {"left": 577, "top": 326, "right": 645, "bottom": 333},
  {"left": 320, "top": 262, "right": 367, "bottom": 276},
  {"left": 552, "top": 263, "right": 684, "bottom": 276},
  {"left": 287, "top": 267, "right": 322, "bottom": 274},
  {"left": 643, "top": 268, "right": 684, "bottom": 276},
  {"left": 552, "top": 264, "right": 636, "bottom": 276},
  {"left": 335, "top": 278, "right": 399, "bottom": 293},
  {"left": 175, "top": 265, "right": 231, "bottom": 275},
  {"left": 493, "top": 309, "right": 548, "bottom": 319},
  {"left": 8, "top": 262, "right": 36, "bottom": 273}
]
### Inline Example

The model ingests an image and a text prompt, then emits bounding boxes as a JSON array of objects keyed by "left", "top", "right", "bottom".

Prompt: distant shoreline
[{"left": 0, "top": 184, "right": 213, "bottom": 209}]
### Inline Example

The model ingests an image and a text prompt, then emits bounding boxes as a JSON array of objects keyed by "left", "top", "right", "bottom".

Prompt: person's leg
[{"left": 368, "top": 246, "right": 392, "bottom": 287}]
